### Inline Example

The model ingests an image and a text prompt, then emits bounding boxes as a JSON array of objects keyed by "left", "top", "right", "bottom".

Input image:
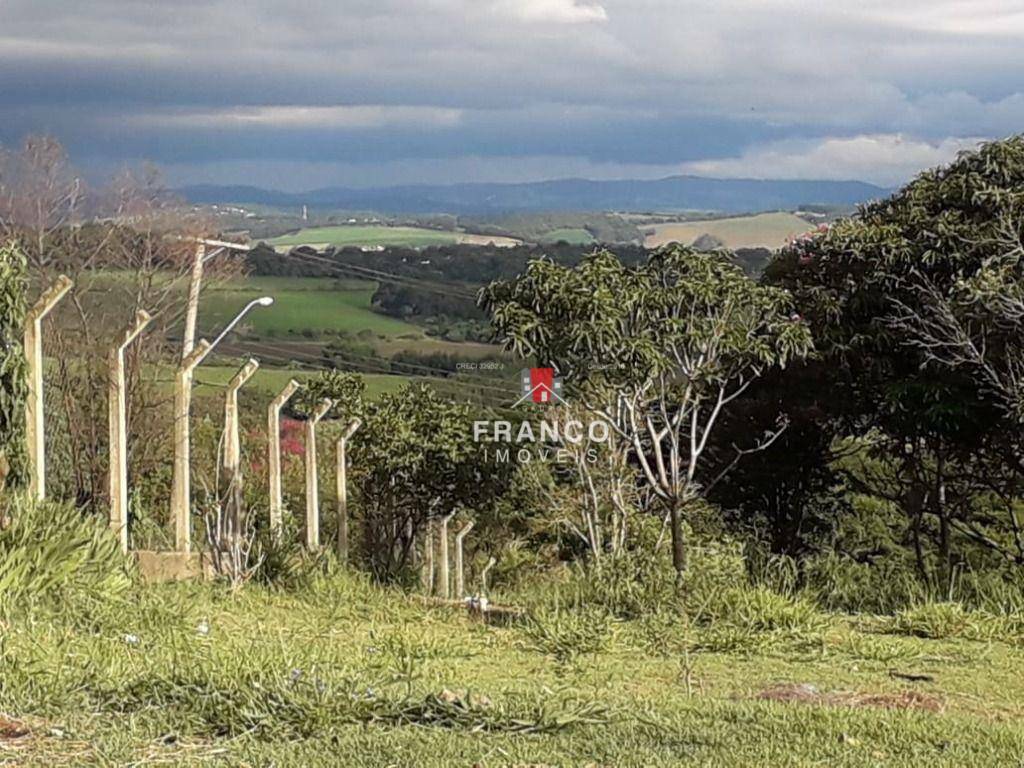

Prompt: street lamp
[
  {"left": 170, "top": 297, "right": 273, "bottom": 553},
  {"left": 210, "top": 297, "right": 273, "bottom": 351}
]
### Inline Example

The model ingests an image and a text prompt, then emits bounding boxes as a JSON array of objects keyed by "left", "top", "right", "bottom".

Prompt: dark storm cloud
[{"left": 1, "top": 0, "right": 1023, "bottom": 186}]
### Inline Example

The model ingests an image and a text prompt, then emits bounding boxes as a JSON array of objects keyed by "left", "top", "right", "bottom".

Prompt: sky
[{"left": 1, "top": 0, "right": 1022, "bottom": 191}]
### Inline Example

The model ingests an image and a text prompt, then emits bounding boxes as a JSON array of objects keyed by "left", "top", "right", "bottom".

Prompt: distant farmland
[
  {"left": 267, "top": 225, "right": 520, "bottom": 250},
  {"left": 643, "top": 212, "right": 813, "bottom": 250},
  {"left": 199, "top": 275, "right": 420, "bottom": 337}
]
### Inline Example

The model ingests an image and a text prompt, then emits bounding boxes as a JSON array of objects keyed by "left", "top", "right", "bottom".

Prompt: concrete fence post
[
  {"left": 335, "top": 417, "right": 361, "bottom": 563},
  {"left": 304, "top": 398, "right": 332, "bottom": 550},
  {"left": 223, "top": 357, "right": 259, "bottom": 527},
  {"left": 170, "top": 338, "right": 211, "bottom": 553},
  {"left": 267, "top": 378, "right": 300, "bottom": 536},
  {"left": 107, "top": 309, "right": 151, "bottom": 554},
  {"left": 437, "top": 511, "right": 456, "bottom": 599},
  {"left": 421, "top": 522, "right": 435, "bottom": 594},
  {"left": 24, "top": 274, "right": 73, "bottom": 500},
  {"left": 454, "top": 520, "right": 475, "bottom": 598},
  {"left": 480, "top": 556, "right": 497, "bottom": 596}
]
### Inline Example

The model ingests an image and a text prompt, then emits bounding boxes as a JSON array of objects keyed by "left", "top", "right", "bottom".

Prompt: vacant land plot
[
  {"left": 644, "top": 211, "right": 813, "bottom": 250},
  {"left": 267, "top": 225, "right": 520, "bottom": 250},
  {"left": 200, "top": 276, "right": 421, "bottom": 338},
  {"left": 4, "top": 575, "right": 1024, "bottom": 766}
]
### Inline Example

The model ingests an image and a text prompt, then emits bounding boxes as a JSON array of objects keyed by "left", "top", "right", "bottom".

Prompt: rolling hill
[{"left": 180, "top": 175, "right": 886, "bottom": 215}]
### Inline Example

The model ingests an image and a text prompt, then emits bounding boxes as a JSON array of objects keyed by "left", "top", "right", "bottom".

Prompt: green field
[
  {"left": 644, "top": 212, "right": 813, "bottom": 250},
  {"left": 200, "top": 276, "right": 422, "bottom": 338},
  {"left": 5, "top": 572, "right": 1024, "bottom": 766},
  {"left": 267, "top": 225, "right": 521, "bottom": 249},
  {"left": 539, "top": 227, "right": 595, "bottom": 244}
]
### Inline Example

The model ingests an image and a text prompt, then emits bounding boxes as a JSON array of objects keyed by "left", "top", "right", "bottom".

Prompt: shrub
[
  {"left": 699, "top": 585, "right": 829, "bottom": 635},
  {"left": 892, "top": 601, "right": 970, "bottom": 639},
  {"left": 0, "top": 494, "right": 132, "bottom": 617},
  {"left": 520, "top": 604, "right": 614, "bottom": 666}
]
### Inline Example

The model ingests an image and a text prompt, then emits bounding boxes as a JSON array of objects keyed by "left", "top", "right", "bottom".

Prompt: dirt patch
[
  {"left": 756, "top": 683, "right": 944, "bottom": 713},
  {"left": 0, "top": 715, "right": 31, "bottom": 740}
]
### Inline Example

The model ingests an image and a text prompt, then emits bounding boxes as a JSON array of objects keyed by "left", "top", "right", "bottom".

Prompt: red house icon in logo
[{"left": 517, "top": 367, "right": 565, "bottom": 405}]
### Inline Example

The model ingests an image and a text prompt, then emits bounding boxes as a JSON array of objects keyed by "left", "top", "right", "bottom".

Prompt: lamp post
[
  {"left": 108, "top": 309, "right": 152, "bottom": 554},
  {"left": 24, "top": 274, "right": 73, "bottom": 500},
  {"left": 268, "top": 378, "right": 300, "bottom": 536},
  {"left": 335, "top": 417, "right": 361, "bottom": 563},
  {"left": 304, "top": 398, "right": 333, "bottom": 550},
  {"left": 171, "top": 296, "right": 273, "bottom": 553}
]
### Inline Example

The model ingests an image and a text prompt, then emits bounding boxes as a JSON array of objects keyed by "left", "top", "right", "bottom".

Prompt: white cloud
[
  {"left": 122, "top": 105, "right": 463, "bottom": 130},
  {"left": 492, "top": 0, "right": 607, "bottom": 24},
  {"left": 681, "top": 134, "right": 986, "bottom": 186}
]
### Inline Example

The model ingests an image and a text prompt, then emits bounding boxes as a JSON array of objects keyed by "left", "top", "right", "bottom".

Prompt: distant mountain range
[{"left": 179, "top": 175, "right": 888, "bottom": 215}]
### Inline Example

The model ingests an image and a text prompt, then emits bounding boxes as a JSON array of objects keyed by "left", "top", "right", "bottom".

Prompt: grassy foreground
[{"left": 2, "top": 571, "right": 1023, "bottom": 766}]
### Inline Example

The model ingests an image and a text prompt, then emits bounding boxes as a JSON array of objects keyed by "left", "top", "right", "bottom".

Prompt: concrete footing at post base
[{"left": 134, "top": 550, "right": 214, "bottom": 583}]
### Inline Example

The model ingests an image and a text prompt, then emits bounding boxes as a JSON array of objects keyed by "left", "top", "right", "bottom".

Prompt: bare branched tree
[{"left": 0, "top": 135, "right": 244, "bottom": 512}]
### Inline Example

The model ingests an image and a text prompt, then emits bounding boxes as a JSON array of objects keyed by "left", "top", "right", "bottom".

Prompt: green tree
[
  {"left": 292, "top": 370, "right": 366, "bottom": 421},
  {"left": 348, "top": 383, "right": 509, "bottom": 583},
  {"left": 767, "top": 135, "right": 1024, "bottom": 576},
  {"left": 481, "top": 247, "right": 812, "bottom": 575}
]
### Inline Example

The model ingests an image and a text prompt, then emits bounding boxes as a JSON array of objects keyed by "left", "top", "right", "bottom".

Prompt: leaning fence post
[
  {"left": 480, "top": 556, "right": 497, "bottom": 596},
  {"left": 108, "top": 309, "right": 151, "bottom": 554},
  {"left": 335, "top": 417, "right": 361, "bottom": 563},
  {"left": 304, "top": 398, "right": 332, "bottom": 550},
  {"left": 24, "top": 274, "right": 73, "bottom": 500},
  {"left": 267, "top": 378, "right": 300, "bottom": 536},
  {"left": 437, "top": 511, "right": 456, "bottom": 599},
  {"left": 454, "top": 520, "right": 474, "bottom": 598}
]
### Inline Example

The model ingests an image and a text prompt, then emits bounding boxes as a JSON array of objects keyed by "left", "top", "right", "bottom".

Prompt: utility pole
[
  {"left": 304, "top": 398, "right": 332, "bottom": 550},
  {"left": 181, "top": 243, "right": 206, "bottom": 362},
  {"left": 108, "top": 309, "right": 151, "bottom": 554},
  {"left": 179, "top": 237, "right": 253, "bottom": 362},
  {"left": 24, "top": 274, "right": 73, "bottom": 500},
  {"left": 335, "top": 417, "right": 361, "bottom": 563},
  {"left": 268, "top": 378, "right": 300, "bottom": 535},
  {"left": 171, "top": 339, "right": 211, "bottom": 552},
  {"left": 223, "top": 357, "right": 259, "bottom": 527},
  {"left": 437, "top": 511, "right": 456, "bottom": 599},
  {"left": 454, "top": 519, "right": 474, "bottom": 598}
]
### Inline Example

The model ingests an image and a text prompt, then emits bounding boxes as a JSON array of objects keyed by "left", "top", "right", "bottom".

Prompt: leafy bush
[
  {"left": 802, "top": 552, "right": 930, "bottom": 614},
  {"left": 0, "top": 494, "right": 132, "bottom": 617}
]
